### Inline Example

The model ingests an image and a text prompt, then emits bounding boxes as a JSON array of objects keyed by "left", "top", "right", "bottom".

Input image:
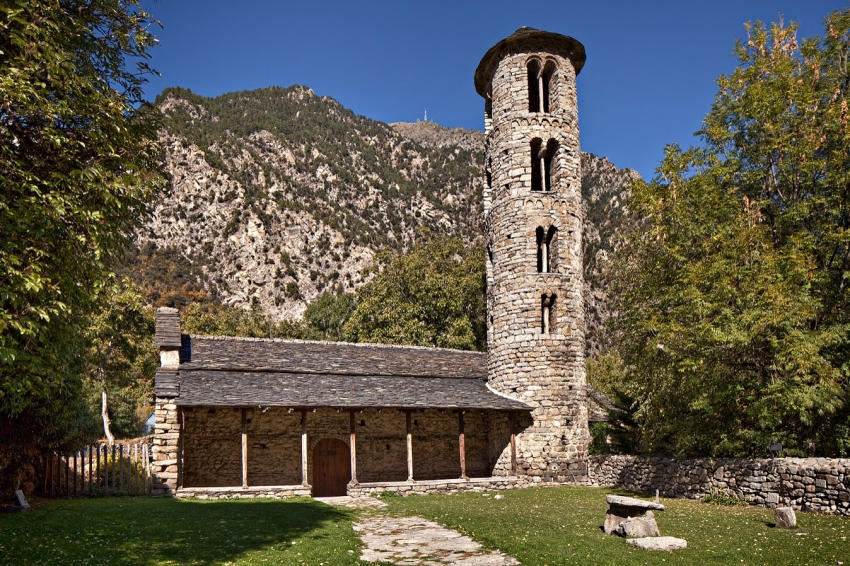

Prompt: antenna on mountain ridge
[{"left": 424, "top": 109, "right": 427, "bottom": 122}]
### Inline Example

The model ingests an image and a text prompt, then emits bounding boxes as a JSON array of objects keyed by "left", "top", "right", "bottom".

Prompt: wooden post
[
  {"left": 73, "top": 452, "right": 78, "bottom": 495},
  {"left": 110, "top": 445, "right": 116, "bottom": 495},
  {"left": 143, "top": 444, "right": 149, "bottom": 495},
  {"left": 458, "top": 410, "right": 467, "bottom": 480},
  {"left": 349, "top": 411, "right": 357, "bottom": 484},
  {"left": 241, "top": 408, "right": 248, "bottom": 489},
  {"left": 510, "top": 412, "right": 517, "bottom": 476},
  {"left": 95, "top": 445, "right": 101, "bottom": 494},
  {"left": 88, "top": 447, "right": 93, "bottom": 496},
  {"left": 119, "top": 445, "right": 124, "bottom": 494},
  {"left": 406, "top": 411, "right": 414, "bottom": 481},
  {"left": 64, "top": 454, "right": 69, "bottom": 495},
  {"left": 300, "top": 411, "right": 308, "bottom": 486}
]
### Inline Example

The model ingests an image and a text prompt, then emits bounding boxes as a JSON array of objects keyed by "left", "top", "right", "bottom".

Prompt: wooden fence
[{"left": 44, "top": 442, "right": 152, "bottom": 497}]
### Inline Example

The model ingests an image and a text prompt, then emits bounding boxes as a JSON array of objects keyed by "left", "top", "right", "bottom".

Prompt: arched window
[
  {"left": 536, "top": 226, "right": 558, "bottom": 273},
  {"left": 531, "top": 138, "right": 557, "bottom": 192},
  {"left": 541, "top": 293, "right": 556, "bottom": 334},
  {"left": 528, "top": 59, "right": 556, "bottom": 113}
]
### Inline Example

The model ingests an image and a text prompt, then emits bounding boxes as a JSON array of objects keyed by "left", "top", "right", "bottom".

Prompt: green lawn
[
  {"left": 383, "top": 486, "right": 850, "bottom": 566},
  {"left": 0, "top": 488, "right": 847, "bottom": 565},
  {"left": 0, "top": 497, "right": 361, "bottom": 565}
]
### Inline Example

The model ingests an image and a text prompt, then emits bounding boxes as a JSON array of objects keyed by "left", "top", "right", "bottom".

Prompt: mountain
[{"left": 130, "top": 85, "right": 638, "bottom": 353}]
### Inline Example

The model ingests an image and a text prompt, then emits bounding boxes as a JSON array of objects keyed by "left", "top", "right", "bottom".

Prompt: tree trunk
[{"left": 101, "top": 388, "right": 115, "bottom": 444}]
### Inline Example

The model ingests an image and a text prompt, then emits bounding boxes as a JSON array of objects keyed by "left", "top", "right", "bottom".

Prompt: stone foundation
[
  {"left": 175, "top": 485, "right": 312, "bottom": 500},
  {"left": 348, "top": 476, "right": 531, "bottom": 497}
]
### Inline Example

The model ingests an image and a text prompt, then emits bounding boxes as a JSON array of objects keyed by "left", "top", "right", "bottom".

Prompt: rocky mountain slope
[{"left": 131, "top": 86, "right": 638, "bottom": 352}]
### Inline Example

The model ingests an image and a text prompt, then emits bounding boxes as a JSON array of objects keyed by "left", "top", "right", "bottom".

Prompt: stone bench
[{"left": 604, "top": 495, "right": 664, "bottom": 536}]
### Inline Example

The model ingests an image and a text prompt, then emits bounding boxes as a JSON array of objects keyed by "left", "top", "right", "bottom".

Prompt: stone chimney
[
  {"left": 155, "top": 307, "right": 181, "bottom": 368},
  {"left": 152, "top": 307, "right": 181, "bottom": 494}
]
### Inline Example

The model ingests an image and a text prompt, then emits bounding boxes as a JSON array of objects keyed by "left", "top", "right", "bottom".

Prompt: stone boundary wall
[
  {"left": 587, "top": 455, "right": 850, "bottom": 516},
  {"left": 175, "top": 485, "right": 311, "bottom": 500}
]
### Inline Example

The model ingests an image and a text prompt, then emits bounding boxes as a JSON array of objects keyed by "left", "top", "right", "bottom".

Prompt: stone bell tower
[{"left": 475, "top": 28, "right": 589, "bottom": 481}]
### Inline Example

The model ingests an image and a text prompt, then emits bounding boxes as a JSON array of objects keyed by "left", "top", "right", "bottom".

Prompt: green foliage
[
  {"left": 0, "top": 0, "right": 164, "bottom": 491},
  {"left": 343, "top": 235, "right": 486, "bottom": 350},
  {"left": 609, "top": 11, "right": 850, "bottom": 456},
  {"left": 181, "top": 302, "right": 309, "bottom": 340},
  {"left": 303, "top": 290, "right": 356, "bottom": 341},
  {"left": 82, "top": 279, "right": 156, "bottom": 441},
  {"left": 702, "top": 488, "right": 748, "bottom": 507}
]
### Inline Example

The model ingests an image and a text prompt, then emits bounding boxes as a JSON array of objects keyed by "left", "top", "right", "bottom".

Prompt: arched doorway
[{"left": 312, "top": 438, "right": 351, "bottom": 497}]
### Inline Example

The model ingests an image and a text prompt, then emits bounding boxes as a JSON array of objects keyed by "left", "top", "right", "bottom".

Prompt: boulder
[
  {"left": 626, "top": 536, "right": 688, "bottom": 551},
  {"left": 614, "top": 510, "right": 660, "bottom": 538},
  {"left": 775, "top": 507, "right": 797, "bottom": 528},
  {"left": 604, "top": 495, "right": 665, "bottom": 535}
]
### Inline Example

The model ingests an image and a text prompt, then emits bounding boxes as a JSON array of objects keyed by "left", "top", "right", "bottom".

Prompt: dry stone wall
[
  {"left": 481, "top": 32, "right": 589, "bottom": 482},
  {"left": 588, "top": 455, "right": 850, "bottom": 516}
]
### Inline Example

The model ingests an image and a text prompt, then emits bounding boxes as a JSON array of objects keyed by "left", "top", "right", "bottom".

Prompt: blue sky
[{"left": 140, "top": 0, "right": 850, "bottom": 179}]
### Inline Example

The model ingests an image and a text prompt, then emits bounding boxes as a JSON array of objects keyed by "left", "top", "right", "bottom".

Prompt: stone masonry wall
[
  {"left": 483, "top": 35, "right": 589, "bottom": 482},
  {"left": 179, "top": 407, "right": 499, "bottom": 489},
  {"left": 588, "top": 455, "right": 850, "bottom": 516}
]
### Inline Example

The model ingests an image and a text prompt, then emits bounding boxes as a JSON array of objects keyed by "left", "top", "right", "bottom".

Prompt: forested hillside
[{"left": 129, "top": 86, "right": 638, "bottom": 353}]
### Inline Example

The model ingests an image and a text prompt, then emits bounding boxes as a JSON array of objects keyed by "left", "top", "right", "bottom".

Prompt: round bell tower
[{"left": 475, "top": 28, "right": 589, "bottom": 482}]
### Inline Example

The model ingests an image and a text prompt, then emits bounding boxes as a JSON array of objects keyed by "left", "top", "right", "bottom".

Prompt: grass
[
  {"left": 382, "top": 486, "right": 850, "bottom": 566},
  {"left": 0, "top": 487, "right": 846, "bottom": 565},
  {"left": 0, "top": 497, "right": 361, "bottom": 565}
]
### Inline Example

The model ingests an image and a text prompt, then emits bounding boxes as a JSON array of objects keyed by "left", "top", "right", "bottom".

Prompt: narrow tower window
[
  {"left": 544, "top": 139, "right": 558, "bottom": 191},
  {"left": 528, "top": 59, "right": 556, "bottom": 113},
  {"left": 527, "top": 60, "right": 541, "bottom": 112},
  {"left": 531, "top": 138, "right": 543, "bottom": 192},
  {"left": 541, "top": 294, "right": 556, "bottom": 334},
  {"left": 536, "top": 226, "right": 558, "bottom": 273},
  {"left": 541, "top": 61, "right": 556, "bottom": 113}
]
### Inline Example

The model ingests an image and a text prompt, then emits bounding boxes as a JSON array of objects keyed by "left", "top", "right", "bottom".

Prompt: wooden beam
[
  {"left": 301, "top": 411, "right": 309, "bottom": 486},
  {"left": 241, "top": 408, "right": 248, "bottom": 489},
  {"left": 459, "top": 410, "right": 468, "bottom": 480},
  {"left": 406, "top": 411, "right": 414, "bottom": 482},
  {"left": 349, "top": 411, "right": 358, "bottom": 484},
  {"left": 509, "top": 412, "right": 517, "bottom": 476}
]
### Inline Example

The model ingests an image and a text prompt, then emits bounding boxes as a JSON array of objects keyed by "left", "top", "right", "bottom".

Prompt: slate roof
[{"left": 160, "top": 335, "right": 529, "bottom": 412}]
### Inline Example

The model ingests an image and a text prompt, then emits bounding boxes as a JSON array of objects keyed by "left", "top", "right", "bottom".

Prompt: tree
[
  {"left": 303, "top": 290, "right": 357, "bottom": 341},
  {"left": 0, "top": 0, "right": 164, "bottom": 491},
  {"left": 609, "top": 10, "right": 850, "bottom": 457},
  {"left": 344, "top": 235, "right": 486, "bottom": 351},
  {"left": 83, "top": 279, "right": 155, "bottom": 443}
]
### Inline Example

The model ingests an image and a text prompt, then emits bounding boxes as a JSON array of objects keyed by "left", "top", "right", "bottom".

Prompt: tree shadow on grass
[{"left": 0, "top": 497, "right": 359, "bottom": 565}]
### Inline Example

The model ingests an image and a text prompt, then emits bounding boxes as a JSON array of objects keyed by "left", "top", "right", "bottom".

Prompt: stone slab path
[{"left": 317, "top": 496, "right": 520, "bottom": 565}]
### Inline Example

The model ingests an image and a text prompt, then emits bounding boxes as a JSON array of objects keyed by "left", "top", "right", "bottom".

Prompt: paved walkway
[{"left": 317, "top": 496, "right": 520, "bottom": 565}]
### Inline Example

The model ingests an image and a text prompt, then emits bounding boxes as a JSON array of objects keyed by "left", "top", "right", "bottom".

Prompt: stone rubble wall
[
  {"left": 483, "top": 36, "right": 589, "bottom": 482},
  {"left": 150, "top": 397, "right": 179, "bottom": 495},
  {"left": 587, "top": 455, "right": 850, "bottom": 516}
]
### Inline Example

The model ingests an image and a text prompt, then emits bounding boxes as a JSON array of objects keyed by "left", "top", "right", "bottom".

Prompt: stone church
[{"left": 151, "top": 27, "right": 595, "bottom": 498}]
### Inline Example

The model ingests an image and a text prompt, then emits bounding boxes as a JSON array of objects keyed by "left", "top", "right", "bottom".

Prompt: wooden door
[{"left": 312, "top": 438, "right": 350, "bottom": 497}]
